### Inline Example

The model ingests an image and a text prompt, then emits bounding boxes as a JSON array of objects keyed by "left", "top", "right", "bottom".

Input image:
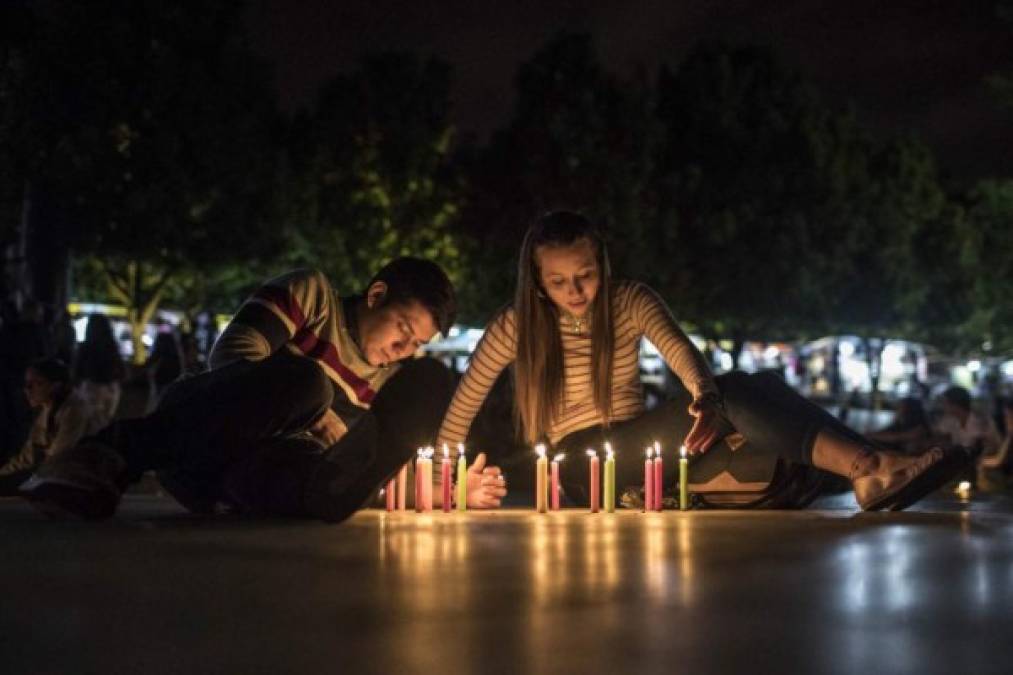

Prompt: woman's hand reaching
[{"left": 683, "top": 397, "right": 727, "bottom": 454}]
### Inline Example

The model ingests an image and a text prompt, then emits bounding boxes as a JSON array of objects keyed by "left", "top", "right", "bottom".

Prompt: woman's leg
[
  {"left": 554, "top": 388, "right": 697, "bottom": 505},
  {"left": 719, "top": 371, "right": 968, "bottom": 510}
]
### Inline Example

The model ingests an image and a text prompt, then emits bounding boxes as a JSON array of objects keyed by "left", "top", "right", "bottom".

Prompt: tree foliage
[
  {"left": 280, "top": 53, "right": 464, "bottom": 297},
  {"left": 6, "top": 0, "right": 281, "bottom": 360}
]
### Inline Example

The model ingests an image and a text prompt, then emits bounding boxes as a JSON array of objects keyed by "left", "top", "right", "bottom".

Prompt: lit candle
[
  {"left": 679, "top": 444, "right": 689, "bottom": 511},
  {"left": 550, "top": 454, "right": 564, "bottom": 510},
  {"left": 456, "top": 443, "right": 467, "bottom": 512},
  {"left": 644, "top": 447, "right": 654, "bottom": 513},
  {"left": 396, "top": 463, "right": 408, "bottom": 511},
  {"left": 603, "top": 443, "right": 615, "bottom": 513},
  {"left": 587, "top": 449, "right": 600, "bottom": 513},
  {"left": 414, "top": 448, "right": 423, "bottom": 511},
  {"left": 535, "top": 444, "right": 548, "bottom": 513},
  {"left": 416, "top": 447, "right": 434, "bottom": 512},
  {"left": 441, "top": 444, "right": 452, "bottom": 513},
  {"left": 384, "top": 478, "right": 396, "bottom": 511},
  {"left": 653, "top": 440, "right": 664, "bottom": 512}
]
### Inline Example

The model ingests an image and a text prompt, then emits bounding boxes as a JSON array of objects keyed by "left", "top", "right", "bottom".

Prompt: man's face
[{"left": 359, "top": 287, "right": 440, "bottom": 367}]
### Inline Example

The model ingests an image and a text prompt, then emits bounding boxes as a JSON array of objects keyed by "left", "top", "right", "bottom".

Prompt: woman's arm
[
  {"left": 627, "top": 282, "right": 718, "bottom": 401},
  {"left": 436, "top": 310, "right": 517, "bottom": 447}
]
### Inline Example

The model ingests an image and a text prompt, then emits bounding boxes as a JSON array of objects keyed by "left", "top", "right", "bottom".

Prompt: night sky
[{"left": 247, "top": 0, "right": 1013, "bottom": 184}]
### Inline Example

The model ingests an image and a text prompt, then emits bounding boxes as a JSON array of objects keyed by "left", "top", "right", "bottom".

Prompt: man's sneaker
[{"left": 20, "top": 440, "right": 126, "bottom": 520}]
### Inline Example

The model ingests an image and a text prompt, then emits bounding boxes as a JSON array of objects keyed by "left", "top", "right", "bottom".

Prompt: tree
[
  {"left": 281, "top": 53, "right": 465, "bottom": 298},
  {"left": 458, "top": 33, "right": 658, "bottom": 321},
  {"left": 8, "top": 0, "right": 282, "bottom": 361},
  {"left": 961, "top": 179, "right": 1013, "bottom": 355},
  {"left": 653, "top": 44, "right": 873, "bottom": 364}
]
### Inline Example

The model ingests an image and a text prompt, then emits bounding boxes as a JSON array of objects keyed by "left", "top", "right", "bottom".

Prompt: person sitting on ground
[
  {"left": 976, "top": 397, "right": 1012, "bottom": 489},
  {"left": 435, "top": 210, "right": 967, "bottom": 511},
  {"left": 0, "top": 358, "right": 96, "bottom": 495},
  {"left": 934, "top": 386, "right": 1001, "bottom": 457},
  {"left": 867, "top": 397, "right": 933, "bottom": 454},
  {"left": 73, "top": 313, "right": 127, "bottom": 429},
  {"left": 144, "top": 329, "right": 184, "bottom": 412},
  {"left": 21, "top": 259, "right": 504, "bottom": 521}
]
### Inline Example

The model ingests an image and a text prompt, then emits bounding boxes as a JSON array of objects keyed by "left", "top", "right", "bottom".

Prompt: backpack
[{"left": 687, "top": 433, "right": 841, "bottom": 509}]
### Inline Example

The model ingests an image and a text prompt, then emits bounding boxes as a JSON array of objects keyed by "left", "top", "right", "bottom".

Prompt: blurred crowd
[{"left": 0, "top": 299, "right": 207, "bottom": 493}]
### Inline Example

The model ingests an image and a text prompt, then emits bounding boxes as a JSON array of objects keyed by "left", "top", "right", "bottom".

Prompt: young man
[{"left": 21, "top": 258, "right": 504, "bottom": 522}]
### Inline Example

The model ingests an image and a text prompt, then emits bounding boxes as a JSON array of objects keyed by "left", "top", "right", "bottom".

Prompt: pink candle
[
  {"left": 441, "top": 444, "right": 452, "bottom": 513},
  {"left": 653, "top": 441, "right": 664, "bottom": 511},
  {"left": 385, "top": 478, "right": 396, "bottom": 511},
  {"left": 587, "top": 449, "right": 600, "bottom": 513},
  {"left": 644, "top": 448, "right": 654, "bottom": 513},
  {"left": 396, "top": 463, "right": 408, "bottom": 511},
  {"left": 551, "top": 454, "right": 564, "bottom": 510}
]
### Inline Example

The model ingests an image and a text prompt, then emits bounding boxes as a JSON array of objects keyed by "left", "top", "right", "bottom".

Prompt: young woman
[
  {"left": 0, "top": 358, "right": 96, "bottom": 495},
  {"left": 74, "top": 313, "right": 127, "bottom": 429},
  {"left": 437, "top": 211, "right": 967, "bottom": 511}
]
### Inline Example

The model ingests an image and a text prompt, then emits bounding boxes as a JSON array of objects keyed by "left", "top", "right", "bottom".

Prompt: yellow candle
[
  {"left": 456, "top": 443, "right": 468, "bottom": 512},
  {"left": 535, "top": 444, "right": 548, "bottom": 513},
  {"left": 603, "top": 442, "right": 615, "bottom": 513}
]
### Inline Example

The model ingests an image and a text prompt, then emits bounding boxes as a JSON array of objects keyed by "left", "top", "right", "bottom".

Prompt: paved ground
[{"left": 2, "top": 491, "right": 1011, "bottom": 675}]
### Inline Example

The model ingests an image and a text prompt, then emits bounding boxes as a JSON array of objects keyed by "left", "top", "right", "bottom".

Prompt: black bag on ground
[{"left": 687, "top": 434, "right": 841, "bottom": 509}]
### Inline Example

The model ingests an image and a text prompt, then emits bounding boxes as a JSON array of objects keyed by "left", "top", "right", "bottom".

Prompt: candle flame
[
  {"left": 535, "top": 443, "right": 546, "bottom": 458},
  {"left": 646, "top": 447, "right": 654, "bottom": 459},
  {"left": 442, "top": 443, "right": 450, "bottom": 459},
  {"left": 654, "top": 440, "right": 661, "bottom": 455},
  {"left": 606, "top": 446, "right": 614, "bottom": 460},
  {"left": 421, "top": 446, "right": 435, "bottom": 459},
  {"left": 680, "top": 444, "right": 687, "bottom": 458},
  {"left": 586, "top": 448, "right": 597, "bottom": 457},
  {"left": 553, "top": 453, "right": 565, "bottom": 463},
  {"left": 417, "top": 447, "right": 425, "bottom": 457},
  {"left": 457, "top": 442, "right": 466, "bottom": 459},
  {"left": 604, "top": 441, "right": 613, "bottom": 454}
]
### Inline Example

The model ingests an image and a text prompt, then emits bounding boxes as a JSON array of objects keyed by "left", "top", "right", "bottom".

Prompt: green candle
[
  {"left": 679, "top": 444, "right": 689, "bottom": 511},
  {"left": 456, "top": 443, "right": 468, "bottom": 512},
  {"left": 603, "top": 442, "right": 616, "bottom": 512}
]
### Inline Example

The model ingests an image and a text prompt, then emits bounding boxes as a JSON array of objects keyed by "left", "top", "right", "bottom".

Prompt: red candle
[
  {"left": 587, "top": 449, "right": 600, "bottom": 513},
  {"left": 385, "top": 478, "right": 396, "bottom": 511},
  {"left": 644, "top": 447, "right": 654, "bottom": 513},
  {"left": 396, "top": 463, "right": 408, "bottom": 511},
  {"left": 653, "top": 441, "right": 664, "bottom": 511},
  {"left": 441, "top": 444, "right": 452, "bottom": 513},
  {"left": 551, "top": 454, "right": 564, "bottom": 510}
]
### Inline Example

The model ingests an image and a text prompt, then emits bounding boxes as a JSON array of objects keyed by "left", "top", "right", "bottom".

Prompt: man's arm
[{"left": 209, "top": 269, "right": 333, "bottom": 369}]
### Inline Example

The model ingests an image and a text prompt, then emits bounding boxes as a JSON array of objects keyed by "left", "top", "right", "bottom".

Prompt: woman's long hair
[
  {"left": 513, "top": 211, "right": 613, "bottom": 444},
  {"left": 75, "top": 313, "right": 125, "bottom": 384}
]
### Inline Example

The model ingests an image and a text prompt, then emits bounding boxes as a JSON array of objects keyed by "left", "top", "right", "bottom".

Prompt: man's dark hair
[
  {"left": 941, "top": 385, "right": 972, "bottom": 412},
  {"left": 28, "top": 357, "right": 70, "bottom": 384},
  {"left": 369, "top": 257, "right": 456, "bottom": 335}
]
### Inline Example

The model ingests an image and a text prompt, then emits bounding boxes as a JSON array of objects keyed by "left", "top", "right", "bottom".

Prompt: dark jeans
[
  {"left": 99, "top": 351, "right": 454, "bottom": 522},
  {"left": 555, "top": 371, "right": 870, "bottom": 505}
]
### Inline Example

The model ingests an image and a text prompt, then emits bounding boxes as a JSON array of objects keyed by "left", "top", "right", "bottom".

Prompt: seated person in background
[
  {"left": 977, "top": 398, "right": 1013, "bottom": 489},
  {"left": 867, "top": 397, "right": 933, "bottom": 454},
  {"left": 0, "top": 358, "right": 96, "bottom": 495},
  {"left": 935, "top": 386, "right": 1001, "bottom": 457}
]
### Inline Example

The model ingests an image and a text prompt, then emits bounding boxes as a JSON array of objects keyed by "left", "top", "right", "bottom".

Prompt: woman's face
[
  {"left": 535, "top": 238, "right": 601, "bottom": 318},
  {"left": 23, "top": 368, "right": 59, "bottom": 408}
]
